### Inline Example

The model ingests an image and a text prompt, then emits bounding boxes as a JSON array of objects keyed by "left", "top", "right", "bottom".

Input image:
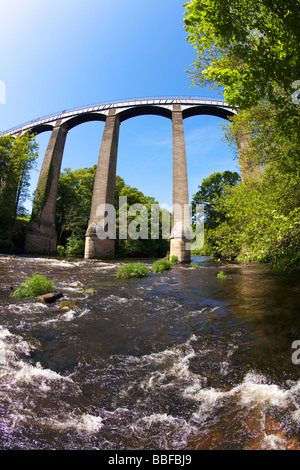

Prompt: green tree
[
  {"left": 56, "top": 165, "right": 97, "bottom": 253},
  {"left": 0, "top": 132, "right": 38, "bottom": 249},
  {"left": 184, "top": 0, "right": 300, "bottom": 270},
  {"left": 210, "top": 168, "right": 300, "bottom": 269},
  {"left": 191, "top": 170, "right": 240, "bottom": 229},
  {"left": 184, "top": 0, "right": 300, "bottom": 109},
  {"left": 218, "top": 99, "right": 300, "bottom": 269}
]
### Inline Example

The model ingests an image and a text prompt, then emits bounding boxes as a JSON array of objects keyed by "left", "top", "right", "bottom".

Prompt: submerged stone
[
  {"left": 80, "top": 288, "right": 97, "bottom": 295},
  {"left": 60, "top": 299, "right": 79, "bottom": 310}
]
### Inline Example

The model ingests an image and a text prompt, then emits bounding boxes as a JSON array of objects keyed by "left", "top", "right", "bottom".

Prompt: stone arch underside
[
  {"left": 182, "top": 105, "right": 235, "bottom": 121},
  {"left": 63, "top": 112, "right": 107, "bottom": 131}
]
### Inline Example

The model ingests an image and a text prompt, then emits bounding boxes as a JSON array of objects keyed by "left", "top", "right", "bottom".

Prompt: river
[{"left": 0, "top": 254, "right": 300, "bottom": 450}]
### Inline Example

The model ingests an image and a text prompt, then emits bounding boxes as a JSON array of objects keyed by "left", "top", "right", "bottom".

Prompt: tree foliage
[
  {"left": 184, "top": 0, "right": 300, "bottom": 109},
  {"left": 56, "top": 165, "right": 97, "bottom": 251},
  {"left": 209, "top": 168, "right": 300, "bottom": 270},
  {"left": 114, "top": 176, "right": 170, "bottom": 258},
  {"left": 0, "top": 132, "right": 38, "bottom": 250},
  {"left": 199, "top": 105, "right": 300, "bottom": 269},
  {"left": 184, "top": 1, "right": 300, "bottom": 270},
  {"left": 191, "top": 170, "right": 240, "bottom": 229}
]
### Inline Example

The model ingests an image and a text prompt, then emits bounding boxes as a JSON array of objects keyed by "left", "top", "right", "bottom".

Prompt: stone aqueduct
[{"left": 3, "top": 97, "right": 238, "bottom": 262}]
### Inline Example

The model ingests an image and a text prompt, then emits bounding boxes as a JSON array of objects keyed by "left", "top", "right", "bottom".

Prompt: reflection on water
[{"left": 0, "top": 254, "right": 300, "bottom": 449}]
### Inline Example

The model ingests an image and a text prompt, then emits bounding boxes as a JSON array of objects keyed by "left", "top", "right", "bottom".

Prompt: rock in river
[{"left": 39, "top": 292, "right": 64, "bottom": 304}]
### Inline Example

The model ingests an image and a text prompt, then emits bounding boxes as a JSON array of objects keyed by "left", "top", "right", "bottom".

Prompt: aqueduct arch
[{"left": 2, "top": 97, "right": 238, "bottom": 261}]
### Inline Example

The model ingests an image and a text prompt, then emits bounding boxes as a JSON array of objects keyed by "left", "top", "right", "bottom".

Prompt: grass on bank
[{"left": 12, "top": 273, "right": 55, "bottom": 298}]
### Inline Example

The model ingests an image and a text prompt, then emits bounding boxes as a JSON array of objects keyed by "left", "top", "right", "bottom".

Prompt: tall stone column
[
  {"left": 84, "top": 109, "right": 120, "bottom": 259},
  {"left": 237, "top": 129, "right": 261, "bottom": 182},
  {"left": 25, "top": 120, "right": 68, "bottom": 253},
  {"left": 170, "top": 104, "right": 191, "bottom": 263},
  {"left": 235, "top": 109, "right": 261, "bottom": 182}
]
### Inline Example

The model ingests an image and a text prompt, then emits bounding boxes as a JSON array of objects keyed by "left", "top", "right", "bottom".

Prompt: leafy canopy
[
  {"left": 0, "top": 132, "right": 38, "bottom": 250},
  {"left": 191, "top": 170, "right": 240, "bottom": 229},
  {"left": 184, "top": 0, "right": 300, "bottom": 108}
]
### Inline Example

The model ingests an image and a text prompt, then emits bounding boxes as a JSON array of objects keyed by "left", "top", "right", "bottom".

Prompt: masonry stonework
[
  {"left": 84, "top": 109, "right": 120, "bottom": 259},
  {"left": 170, "top": 105, "right": 191, "bottom": 263},
  {"left": 25, "top": 120, "right": 68, "bottom": 253}
]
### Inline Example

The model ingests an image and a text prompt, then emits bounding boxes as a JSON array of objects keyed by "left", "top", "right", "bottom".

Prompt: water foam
[
  {"left": 43, "top": 413, "right": 103, "bottom": 433},
  {"left": 237, "top": 373, "right": 289, "bottom": 408},
  {"left": 0, "top": 326, "right": 72, "bottom": 387}
]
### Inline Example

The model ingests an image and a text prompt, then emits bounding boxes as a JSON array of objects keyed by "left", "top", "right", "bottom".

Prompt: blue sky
[{"left": 0, "top": 0, "right": 240, "bottom": 210}]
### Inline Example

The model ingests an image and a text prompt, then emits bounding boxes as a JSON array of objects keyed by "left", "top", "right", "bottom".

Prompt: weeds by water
[
  {"left": 152, "top": 259, "right": 172, "bottom": 273},
  {"left": 12, "top": 273, "right": 55, "bottom": 298},
  {"left": 117, "top": 263, "right": 149, "bottom": 279},
  {"left": 217, "top": 270, "right": 228, "bottom": 279},
  {"left": 116, "top": 256, "right": 182, "bottom": 279}
]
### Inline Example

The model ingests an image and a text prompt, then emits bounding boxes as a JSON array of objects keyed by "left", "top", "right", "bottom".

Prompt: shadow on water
[{"left": 0, "top": 254, "right": 300, "bottom": 449}]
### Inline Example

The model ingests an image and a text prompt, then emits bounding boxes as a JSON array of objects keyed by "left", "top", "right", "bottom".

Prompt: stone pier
[
  {"left": 170, "top": 105, "right": 191, "bottom": 263},
  {"left": 237, "top": 129, "right": 261, "bottom": 182},
  {"left": 84, "top": 109, "right": 120, "bottom": 258},
  {"left": 25, "top": 121, "right": 68, "bottom": 253},
  {"left": 235, "top": 109, "right": 261, "bottom": 182}
]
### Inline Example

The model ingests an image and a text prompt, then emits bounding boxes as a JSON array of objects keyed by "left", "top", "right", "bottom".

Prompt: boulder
[{"left": 39, "top": 292, "right": 64, "bottom": 304}]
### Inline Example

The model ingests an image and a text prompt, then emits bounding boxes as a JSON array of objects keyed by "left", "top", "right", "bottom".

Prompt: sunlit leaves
[
  {"left": 184, "top": 0, "right": 300, "bottom": 108},
  {"left": 0, "top": 132, "right": 38, "bottom": 219}
]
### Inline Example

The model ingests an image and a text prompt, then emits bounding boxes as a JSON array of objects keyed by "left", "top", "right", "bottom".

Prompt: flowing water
[{"left": 0, "top": 254, "right": 300, "bottom": 450}]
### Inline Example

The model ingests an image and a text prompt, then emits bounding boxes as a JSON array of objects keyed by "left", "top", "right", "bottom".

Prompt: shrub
[
  {"left": 57, "top": 245, "right": 66, "bottom": 256},
  {"left": 152, "top": 259, "right": 172, "bottom": 273},
  {"left": 170, "top": 255, "right": 179, "bottom": 264},
  {"left": 117, "top": 263, "right": 149, "bottom": 279},
  {"left": 190, "top": 262, "right": 198, "bottom": 268},
  {"left": 217, "top": 270, "right": 228, "bottom": 279},
  {"left": 81, "top": 288, "right": 97, "bottom": 295},
  {"left": 12, "top": 273, "right": 55, "bottom": 298},
  {"left": 66, "top": 237, "right": 85, "bottom": 256}
]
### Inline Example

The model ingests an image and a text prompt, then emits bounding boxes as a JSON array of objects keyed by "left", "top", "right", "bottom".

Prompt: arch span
[
  {"left": 182, "top": 104, "right": 235, "bottom": 121},
  {"left": 118, "top": 104, "right": 172, "bottom": 122},
  {"left": 28, "top": 124, "right": 54, "bottom": 136},
  {"left": 64, "top": 112, "right": 107, "bottom": 131}
]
